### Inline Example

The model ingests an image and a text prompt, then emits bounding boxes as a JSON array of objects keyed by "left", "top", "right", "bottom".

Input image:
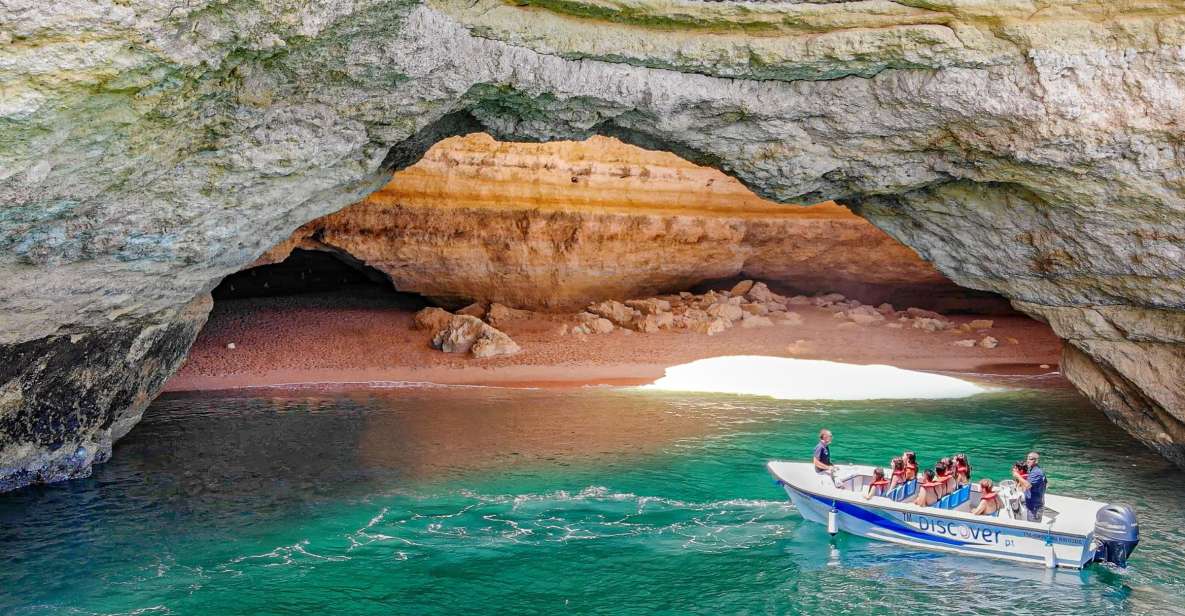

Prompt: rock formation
[
  {"left": 2, "top": 0, "right": 1185, "bottom": 488},
  {"left": 258, "top": 133, "right": 948, "bottom": 310}
]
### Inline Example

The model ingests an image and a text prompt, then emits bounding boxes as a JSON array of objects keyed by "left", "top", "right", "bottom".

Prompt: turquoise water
[{"left": 3, "top": 381, "right": 1185, "bottom": 614}]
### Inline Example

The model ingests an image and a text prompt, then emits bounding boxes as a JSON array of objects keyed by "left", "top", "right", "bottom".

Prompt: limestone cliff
[
  {"left": 261, "top": 134, "right": 949, "bottom": 310},
  {"left": 2, "top": 0, "right": 1185, "bottom": 489}
]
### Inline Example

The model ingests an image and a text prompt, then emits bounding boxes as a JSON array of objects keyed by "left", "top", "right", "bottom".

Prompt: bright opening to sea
[
  {"left": 643, "top": 355, "right": 988, "bottom": 399},
  {"left": 3, "top": 383, "right": 1183, "bottom": 614}
]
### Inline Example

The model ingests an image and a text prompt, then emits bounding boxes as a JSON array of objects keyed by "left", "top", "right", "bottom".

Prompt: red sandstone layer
[{"left": 259, "top": 134, "right": 954, "bottom": 310}]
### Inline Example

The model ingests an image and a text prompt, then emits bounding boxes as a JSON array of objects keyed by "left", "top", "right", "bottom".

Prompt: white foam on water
[{"left": 641, "top": 355, "right": 988, "bottom": 400}]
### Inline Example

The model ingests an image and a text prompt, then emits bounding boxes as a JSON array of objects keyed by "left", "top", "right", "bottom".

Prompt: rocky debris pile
[
  {"left": 414, "top": 308, "right": 522, "bottom": 358},
  {"left": 415, "top": 280, "right": 1009, "bottom": 352},
  {"left": 572, "top": 281, "right": 797, "bottom": 337}
]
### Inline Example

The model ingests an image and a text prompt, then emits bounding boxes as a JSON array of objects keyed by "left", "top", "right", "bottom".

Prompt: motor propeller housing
[{"left": 1092, "top": 504, "right": 1139, "bottom": 567}]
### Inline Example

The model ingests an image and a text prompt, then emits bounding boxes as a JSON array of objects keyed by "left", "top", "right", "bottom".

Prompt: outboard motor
[{"left": 1092, "top": 504, "right": 1139, "bottom": 567}]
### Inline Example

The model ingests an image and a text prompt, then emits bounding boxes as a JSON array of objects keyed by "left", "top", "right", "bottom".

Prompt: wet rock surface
[{"left": 2, "top": 0, "right": 1185, "bottom": 486}]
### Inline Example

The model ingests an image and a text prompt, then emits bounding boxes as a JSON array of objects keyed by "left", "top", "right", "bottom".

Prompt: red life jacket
[
  {"left": 891, "top": 469, "right": 906, "bottom": 479},
  {"left": 870, "top": 478, "right": 890, "bottom": 488},
  {"left": 921, "top": 480, "right": 943, "bottom": 489},
  {"left": 956, "top": 462, "right": 970, "bottom": 476},
  {"left": 980, "top": 490, "right": 998, "bottom": 501}
]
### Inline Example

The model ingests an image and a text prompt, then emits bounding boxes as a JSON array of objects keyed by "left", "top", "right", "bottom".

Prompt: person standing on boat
[
  {"left": 1013, "top": 451, "right": 1047, "bottom": 521},
  {"left": 813, "top": 429, "right": 834, "bottom": 474}
]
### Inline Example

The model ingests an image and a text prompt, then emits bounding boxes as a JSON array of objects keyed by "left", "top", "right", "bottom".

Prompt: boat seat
[
  {"left": 933, "top": 485, "right": 971, "bottom": 510},
  {"left": 887, "top": 479, "right": 918, "bottom": 502}
]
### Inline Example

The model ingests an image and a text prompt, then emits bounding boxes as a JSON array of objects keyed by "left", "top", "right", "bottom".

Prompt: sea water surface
[{"left": 2, "top": 380, "right": 1184, "bottom": 614}]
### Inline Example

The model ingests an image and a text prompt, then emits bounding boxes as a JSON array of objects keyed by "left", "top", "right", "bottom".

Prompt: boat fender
[{"left": 827, "top": 506, "right": 838, "bottom": 535}]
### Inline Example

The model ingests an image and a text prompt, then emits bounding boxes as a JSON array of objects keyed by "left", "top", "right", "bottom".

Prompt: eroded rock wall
[
  {"left": 3, "top": 0, "right": 1185, "bottom": 488},
  {"left": 261, "top": 134, "right": 948, "bottom": 310}
]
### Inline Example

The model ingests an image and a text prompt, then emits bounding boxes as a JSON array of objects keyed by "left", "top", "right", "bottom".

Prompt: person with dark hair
[
  {"left": 864, "top": 468, "right": 890, "bottom": 500},
  {"left": 813, "top": 429, "right": 834, "bottom": 474},
  {"left": 938, "top": 457, "right": 957, "bottom": 495},
  {"left": 888, "top": 457, "right": 906, "bottom": 492},
  {"left": 954, "top": 453, "right": 972, "bottom": 485},
  {"left": 902, "top": 451, "right": 918, "bottom": 481},
  {"left": 913, "top": 469, "right": 941, "bottom": 507},
  {"left": 1013, "top": 451, "right": 1047, "bottom": 522},
  {"left": 972, "top": 478, "right": 1000, "bottom": 516},
  {"left": 932, "top": 461, "right": 951, "bottom": 499}
]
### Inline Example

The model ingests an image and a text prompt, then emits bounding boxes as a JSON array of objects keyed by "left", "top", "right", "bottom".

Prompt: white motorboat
[{"left": 767, "top": 461, "right": 1139, "bottom": 569}]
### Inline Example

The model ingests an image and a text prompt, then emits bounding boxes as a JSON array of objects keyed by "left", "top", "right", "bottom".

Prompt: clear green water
[{"left": 3, "top": 381, "right": 1185, "bottom": 615}]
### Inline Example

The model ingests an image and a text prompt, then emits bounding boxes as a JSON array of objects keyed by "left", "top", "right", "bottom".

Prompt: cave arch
[{"left": 3, "top": 0, "right": 1184, "bottom": 492}]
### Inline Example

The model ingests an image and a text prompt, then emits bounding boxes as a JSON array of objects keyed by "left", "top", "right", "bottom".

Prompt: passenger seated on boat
[
  {"left": 888, "top": 457, "right": 906, "bottom": 492},
  {"left": 864, "top": 468, "right": 890, "bottom": 500},
  {"left": 903, "top": 451, "right": 918, "bottom": 481},
  {"left": 954, "top": 453, "right": 972, "bottom": 486},
  {"left": 972, "top": 478, "right": 1000, "bottom": 516},
  {"left": 938, "top": 459, "right": 957, "bottom": 494},
  {"left": 932, "top": 461, "right": 952, "bottom": 498},
  {"left": 913, "top": 470, "right": 942, "bottom": 507}
]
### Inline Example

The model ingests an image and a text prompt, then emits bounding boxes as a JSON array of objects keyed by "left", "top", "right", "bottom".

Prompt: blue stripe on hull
[{"left": 803, "top": 491, "right": 969, "bottom": 546}]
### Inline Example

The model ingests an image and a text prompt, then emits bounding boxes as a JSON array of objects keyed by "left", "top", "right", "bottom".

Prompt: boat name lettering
[{"left": 908, "top": 514, "right": 999, "bottom": 544}]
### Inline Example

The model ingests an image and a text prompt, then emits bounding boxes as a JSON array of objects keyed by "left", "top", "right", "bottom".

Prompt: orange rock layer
[{"left": 263, "top": 133, "right": 952, "bottom": 311}]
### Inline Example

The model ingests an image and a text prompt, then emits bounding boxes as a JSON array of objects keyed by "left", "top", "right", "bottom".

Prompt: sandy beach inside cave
[{"left": 163, "top": 288, "right": 1065, "bottom": 393}]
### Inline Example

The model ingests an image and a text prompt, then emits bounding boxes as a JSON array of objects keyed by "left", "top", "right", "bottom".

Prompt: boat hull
[{"left": 771, "top": 463, "right": 1096, "bottom": 569}]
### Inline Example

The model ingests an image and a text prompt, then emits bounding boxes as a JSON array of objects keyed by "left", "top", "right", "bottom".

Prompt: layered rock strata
[
  {"left": 3, "top": 0, "right": 1185, "bottom": 488},
  {"left": 260, "top": 134, "right": 949, "bottom": 311}
]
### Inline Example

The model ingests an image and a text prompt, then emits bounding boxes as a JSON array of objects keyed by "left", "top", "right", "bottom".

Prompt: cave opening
[
  {"left": 164, "top": 132, "right": 1062, "bottom": 393},
  {"left": 212, "top": 248, "right": 415, "bottom": 303}
]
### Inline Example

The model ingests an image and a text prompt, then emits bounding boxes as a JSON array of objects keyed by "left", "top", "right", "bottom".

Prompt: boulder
[
  {"left": 432, "top": 315, "right": 521, "bottom": 357},
  {"left": 486, "top": 302, "right": 532, "bottom": 328},
  {"left": 625, "top": 298, "right": 672, "bottom": 315},
  {"left": 906, "top": 307, "right": 944, "bottom": 320},
  {"left": 912, "top": 317, "right": 949, "bottom": 332},
  {"left": 587, "top": 300, "right": 640, "bottom": 326},
  {"left": 979, "top": 336, "right": 999, "bottom": 349},
  {"left": 456, "top": 302, "right": 487, "bottom": 318},
  {"left": 969, "top": 319, "right": 995, "bottom": 330},
  {"left": 431, "top": 315, "right": 487, "bottom": 353},
  {"left": 876, "top": 303, "right": 896, "bottom": 315},
  {"left": 471, "top": 326, "right": 522, "bottom": 358},
  {"left": 787, "top": 295, "right": 812, "bottom": 305},
  {"left": 692, "top": 317, "right": 732, "bottom": 336},
  {"left": 814, "top": 293, "right": 846, "bottom": 307},
  {"left": 707, "top": 302, "right": 744, "bottom": 321},
  {"left": 741, "top": 303, "right": 769, "bottom": 316},
  {"left": 953, "top": 339, "right": 977, "bottom": 347},
  {"left": 414, "top": 307, "right": 454, "bottom": 331},
  {"left": 587, "top": 317, "right": 615, "bottom": 334},
  {"left": 631, "top": 312, "right": 674, "bottom": 333},
  {"left": 730, "top": 279, "right": 755, "bottom": 297},
  {"left": 746, "top": 282, "right": 778, "bottom": 303},
  {"left": 886, "top": 322, "right": 904, "bottom": 329},
  {"left": 766, "top": 302, "right": 788, "bottom": 313}
]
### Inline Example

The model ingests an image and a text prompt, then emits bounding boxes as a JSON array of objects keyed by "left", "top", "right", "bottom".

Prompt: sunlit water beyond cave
[{"left": 2, "top": 384, "right": 1184, "bottom": 614}]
